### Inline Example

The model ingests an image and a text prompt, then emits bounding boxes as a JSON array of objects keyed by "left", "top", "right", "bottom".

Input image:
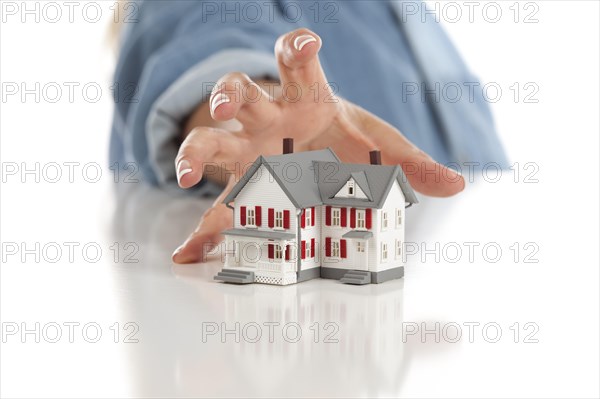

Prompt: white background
[{"left": 1, "top": 1, "right": 598, "bottom": 397}]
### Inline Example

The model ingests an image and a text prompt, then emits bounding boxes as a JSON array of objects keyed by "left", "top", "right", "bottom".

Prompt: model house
[{"left": 215, "top": 139, "right": 418, "bottom": 285}]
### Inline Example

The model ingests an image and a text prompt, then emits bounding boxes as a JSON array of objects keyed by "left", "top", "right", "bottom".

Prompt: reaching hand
[{"left": 172, "top": 28, "right": 464, "bottom": 264}]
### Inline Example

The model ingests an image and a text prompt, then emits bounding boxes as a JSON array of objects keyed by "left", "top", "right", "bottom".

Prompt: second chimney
[
  {"left": 369, "top": 150, "right": 381, "bottom": 165},
  {"left": 283, "top": 138, "right": 294, "bottom": 154}
]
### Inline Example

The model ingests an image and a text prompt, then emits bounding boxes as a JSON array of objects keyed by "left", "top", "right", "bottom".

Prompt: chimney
[
  {"left": 369, "top": 150, "right": 381, "bottom": 165},
  {"left": 283, "top": 138, "right": 294, "bottom": 154}
]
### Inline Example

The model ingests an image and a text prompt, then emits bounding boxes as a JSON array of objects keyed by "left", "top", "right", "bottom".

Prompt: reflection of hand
[{"left": 172, "top": 28, "right": 464, "bottom": 264}]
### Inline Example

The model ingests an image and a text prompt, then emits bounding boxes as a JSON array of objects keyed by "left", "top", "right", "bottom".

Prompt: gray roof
[
  {"left": 222, "top": 229, "right": 295, "bottom": 240},
  {"left": 223, "top": 149, "right": 340, "bottom": 208},
  {"left": 350, "top": 171, "right": 373, "bottom": 200},
  {"left": 314, "top": 161, "right": 418, "bottom": 208},
  {"left": 223, "top": 148, "right": 418, "bottom": 209},
  {"left": 342, "top": 230, "right": 373, "bottom": 239}
]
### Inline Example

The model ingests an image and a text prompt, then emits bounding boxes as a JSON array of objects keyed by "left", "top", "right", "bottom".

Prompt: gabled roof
[
  {"left": 314, "top": 161, "right": 418, "bottom": 208},
  {"left": 223, "top": 148, "right": 418, "bottom": 209},
  {"left": 349, "top": 171, "right": 373, "bottom": 201},
  {"left": 222, "top": 149, "right": 340, "bottom": 208}
]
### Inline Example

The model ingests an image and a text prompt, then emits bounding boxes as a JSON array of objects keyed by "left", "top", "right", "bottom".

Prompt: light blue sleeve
[{"left": 146, "top": 50, "right": 278, "bottom": 190}]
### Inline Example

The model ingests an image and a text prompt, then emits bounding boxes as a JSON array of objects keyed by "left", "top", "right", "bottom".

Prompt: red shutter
[
  {"left": 311, "top": 207, "right": 315, "bottom": 226},
  {"left": 311, "top": 238, "right": 315, "bottom": 258},
  {"left": 268, "top": 243, "right": 274, "bottom": 259},
  {"left": 283, "top": 210, "right": 290, "bottom": 229},
  {"left": 301, "top": 240, "right": 306, "bottom": 259},
  {"left": 268, "top": 208, "right": 274, "bottom": 228},
  {"left": 366, "top": 209, "right": 372, "bottom": 229},
  {"left": 340, "top": 239, "right": 347, "bottom": 258},
  {"left": 285, "top": 245, "right": 290, "bottom": 261},
  {"left": 325, "top": 237, "right": 331, "bottom": 257},
  {"left": 325, "top": 206, "right": 331, "bottom": 226},
  {"left": 240, "top": 206, "right": 246, "bottom": 226},
  {"left": 255, "top": 206, "right": 261, "bottom": 226},
  {"left": 350, "top": 208, "right": 356, "bottom": 228},
  {"left": 301, "top": 209, "right": 306, "bottom": 229},
  {"left": 341, "top": 207, "right": 347, "bottom": 227}
]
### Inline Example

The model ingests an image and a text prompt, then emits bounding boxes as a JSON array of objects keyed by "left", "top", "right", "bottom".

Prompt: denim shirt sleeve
[
  {"left": 146, "top": 50, "right": 278, "bottom": 188},
  {"left": 110, "top": 0, "right": 508, "bottom": 192},
  {"left": 110, "top": 0, "right": 288, "bottom": 191}
]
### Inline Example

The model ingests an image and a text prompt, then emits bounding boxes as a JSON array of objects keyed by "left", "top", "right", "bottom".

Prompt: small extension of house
[{"left": 214, "top": 139, "right": 418, "bottom": 286}]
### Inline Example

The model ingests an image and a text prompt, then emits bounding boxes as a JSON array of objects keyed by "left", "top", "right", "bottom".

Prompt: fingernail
[
  {"left": 293, "top": 34, "right": 317, "bottom": 52},
  {"left": 172, "top": 245, "right": 184, "bottom": 259},
  {"left": 172, "top": 245, "right": 198, "bottom": 264},
  {"left": 444, "top": 166, "right": 465, "bottom": 192},
  {"left": 210, "top": 93, "right": 230, "bottom": 114},
  {"left": 176, "top": 159, "right": 192, "bottom": 185}
]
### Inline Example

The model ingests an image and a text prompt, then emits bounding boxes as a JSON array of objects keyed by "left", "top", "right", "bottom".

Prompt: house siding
[
  {"left": 372, "top": 181, "right": 406, "bottom": 272},
  {"left": 229, "top": 165, "right": 299, "bottom": 278},
  {"left": 299, "top": 205, "right": 321, "bottom": 272}
]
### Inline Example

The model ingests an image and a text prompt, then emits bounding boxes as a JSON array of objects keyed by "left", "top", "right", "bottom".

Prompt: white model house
[{"left": 215, "top": 139, "right": 418, "bottom": 285}]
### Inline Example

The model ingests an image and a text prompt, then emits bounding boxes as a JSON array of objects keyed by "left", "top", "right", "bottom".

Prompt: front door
[{"left": 355, "top": 240, "right": 368, "bottom": 270}]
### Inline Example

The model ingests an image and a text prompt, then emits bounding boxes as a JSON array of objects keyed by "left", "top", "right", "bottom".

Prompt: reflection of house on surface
[
  {"left": 109, "top": 180, "right": 414, "bottom": 397},
  {"left": 219, "top": 280, "right": 406, "bottom": 395},
  {"left": 216, "top": 139, "right": 418, "bottom": 287}
]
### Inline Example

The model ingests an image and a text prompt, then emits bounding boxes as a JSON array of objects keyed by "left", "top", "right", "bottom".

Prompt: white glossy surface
[{"left": 1, "top": 2, "right": 599, "bottom": 398}]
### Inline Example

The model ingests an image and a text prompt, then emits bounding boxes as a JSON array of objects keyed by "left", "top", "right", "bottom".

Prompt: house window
[
  {"left": 357, "top": 242, "right": 365, "bottom": 253},
  {"left": 305, "top": 208, "right": 312, "bottom": 227},
  {"left": 396, "top": 240, "right": 402, "bottom": 259},
  {"left": 306, "top": 241, "right": 312, "bottom": 258},
  {"left": 247, "top": 208, "right": 256, "bottom": 226},
  {"left": 382, "top": 211, "right": 388, "bottom": 230},
  {"left": 274, "top": 244, "right": 283, "bottom": 260},
  {"left": 381, "top": 242, "right": 388, "bottom": 262},
  {"left": 332, "top": 208, "right": 341, "bottom": 226},
  {"left": 332, "top": 240, "right": 340, "bottom": 257},
  {"left": 356, "top": 210, "right": 366, "bottom": 229},
  {"left": 274, "top": 211, "right": 283, "bottom": 229},
  {"left": 348, "top": 181, "right": 355, "bottom": 196},
  {"left": 396, "top": 208, "right": 402, "bottom": 228}
]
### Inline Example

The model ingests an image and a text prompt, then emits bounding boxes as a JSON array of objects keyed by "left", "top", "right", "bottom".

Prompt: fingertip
[
  {"left": 443, "top": 165, "right": 466, "bottom": 195},
  {"left": 278, "top": 28, "right": 322, "bottom": 68},
  {"left": 293, "top": 34, "right": 319, "bottom": 54},
  {"left": 172, "top": 244, "right": 197, "bottom": 264},
  {"left": 401, "top": 157, "right": 467, "bottom": 198},
  {"left": 210, "top": 92, "right": 234, "bottom": 120},
  {"left": 176, "top": 158, "right": 202, "bottom": 189},
  {"left": 172, "top": 235, "right": 219, "bottom": 264}
]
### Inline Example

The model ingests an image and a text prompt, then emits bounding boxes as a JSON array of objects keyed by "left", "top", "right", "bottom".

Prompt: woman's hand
[{"left": 172, "top": 28, "right": 464, "bottom": 264}]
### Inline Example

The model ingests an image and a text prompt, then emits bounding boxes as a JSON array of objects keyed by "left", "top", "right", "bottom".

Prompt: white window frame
[
  {"left": 332, "top": 208, "right": 341, "bottom": 227},
  {"left": 332, "top": 240, "right": 340, "bottom": 258},
  {"left": 356, "top": 210, "right": 366, "bottom": 230},
  {"left": 396, "top": 240, "right": 402, "bottom": 259},
  {"left": 382, "top": 211, "right": 388, "bottom": 230},
  {"left": 274, "top": 244, "right": 283, "bottom": 260},
  {"left": 247, "top": 208, "right": 256, "bottom": 227},
  {"left": 306, "top": 240, "right": 312, "bottom": 258},
  {"left": 305, "top": 208, "right": 312, "bottom": 227},
  {"left": 396, "top": 208, "right": 402, "bottom": 228},
  {"left": 381, "top": 242, "right": 388, "bottom": 262},
  {"left": 274, "top": 210, "right": 283, "bottom": 229},
  {"left": 347, "top": 180, "right": 355, "bottom": 196},
  {"left": 357, "top": 242, "right": 365, "bottom": 253}
]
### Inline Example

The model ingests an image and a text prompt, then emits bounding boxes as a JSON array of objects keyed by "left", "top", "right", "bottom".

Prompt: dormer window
[{"left": 347, "top": 180, "right": 355, "bottom": 196}]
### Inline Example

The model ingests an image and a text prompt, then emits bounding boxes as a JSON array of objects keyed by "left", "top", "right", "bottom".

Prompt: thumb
[{"left": 172, "top": 177, "right": 236, "bottom": 264}]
